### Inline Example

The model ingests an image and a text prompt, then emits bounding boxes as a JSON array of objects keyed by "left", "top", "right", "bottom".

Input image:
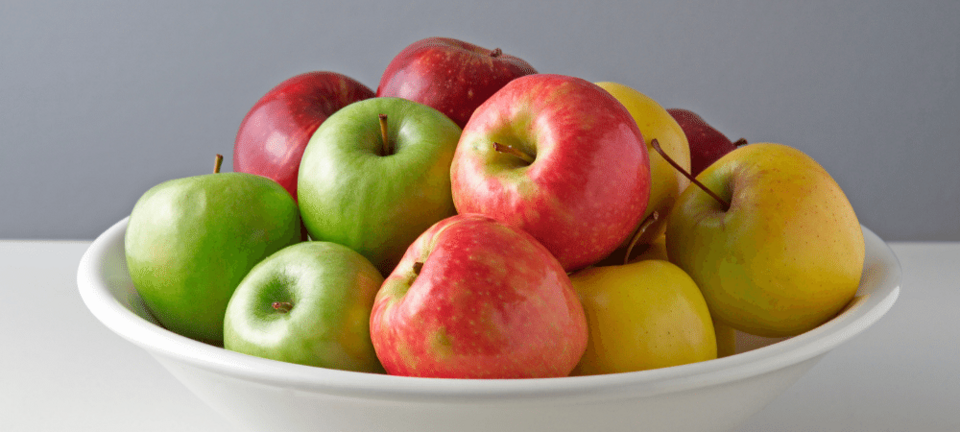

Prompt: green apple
[
  {"left": 125, "top": 160, "right": 301, "bottom": 344},
  {"left": 570, "top": 259, "right": 717, "bottom": 375},
  {"left": 595, "top": 82, "right": 691, "bottom": 252},
  {"left": 224, "top": 241, "right": 384, "bottom": 372},
  {"left": 297, "top": 97, "right": 461, "bottom": 276},
  {"left": 666, "top": 143, "right": 865, "bottom": 337}
]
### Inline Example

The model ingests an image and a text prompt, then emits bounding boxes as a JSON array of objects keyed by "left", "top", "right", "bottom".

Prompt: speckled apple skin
[
  {"left": 369, "top": 214, "right": 588, "bottom": 379},
  {"left": 451, "top": 74, "right": 651, "bottom": 271}
]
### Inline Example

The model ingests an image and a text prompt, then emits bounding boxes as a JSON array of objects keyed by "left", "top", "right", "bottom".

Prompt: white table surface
[{"left": 1, "top": 239, "right": 958, "bottom": 431}]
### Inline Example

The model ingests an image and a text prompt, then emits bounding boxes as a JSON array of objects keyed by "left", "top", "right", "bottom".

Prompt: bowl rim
[{"left": 77, "top": 217, "right": 900, "bottom": 403}]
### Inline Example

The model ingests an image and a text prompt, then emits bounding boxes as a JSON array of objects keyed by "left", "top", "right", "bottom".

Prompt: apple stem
[
  {"left": 272, "top": 301, "right": 293, "bottom": 314},
  {"left": 379, "top": 114, "right": 391, "bottom": 156},
  {"left": 733, "top": 138, "right": 748, "bottom": 147},
  {"left": 651, "top": 139, "right": 731, "bottom": 211},
  {"left": 493, "top": 142, "right": 535, "bottom": 164},
  {"left": 491, "top": 48, "right": 503, "bottom": 58},
  {"left": 623, "top": 211, "right": 659, "bottom": 265},
  {"left": 213, "top": 154, "right": 223, "bottom": 174}
]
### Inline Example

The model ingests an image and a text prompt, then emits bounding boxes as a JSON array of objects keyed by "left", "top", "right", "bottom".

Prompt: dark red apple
[
  {"left": 667, "top": 108, "right": 747, "bottom": 177},
  {"left": 376, "top": 37, "right": 537, "bottom": 128},
  {"left": 369, "top": 214, "right": 588, "bottom": 378},
  {"left": 233, "top": 71, "right": 374, "bottom": 200},
  {"left": 451, "top": 74, "right": 651, "bottom": 272}
]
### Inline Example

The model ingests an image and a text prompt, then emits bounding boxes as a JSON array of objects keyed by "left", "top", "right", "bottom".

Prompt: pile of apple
[{"left": 124, "top": 37, "right": 865, "bottom": 379}]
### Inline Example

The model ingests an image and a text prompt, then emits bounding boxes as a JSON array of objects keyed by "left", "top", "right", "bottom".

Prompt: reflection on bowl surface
[{"left": 78, "top": 218, "right": 900, "bottom": 432}]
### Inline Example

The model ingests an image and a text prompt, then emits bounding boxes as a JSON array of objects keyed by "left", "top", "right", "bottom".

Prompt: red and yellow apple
[
  {"left": 451, "top": 74, "right": 651, "bottom": 271},
  {"left": 369, "top": 214, "right": 588, "bottom": 379}
]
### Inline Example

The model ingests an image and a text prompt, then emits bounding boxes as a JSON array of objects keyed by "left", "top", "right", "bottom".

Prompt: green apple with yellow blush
[{"left": 665, "top": 143, "right": 865, "bottom": 337}]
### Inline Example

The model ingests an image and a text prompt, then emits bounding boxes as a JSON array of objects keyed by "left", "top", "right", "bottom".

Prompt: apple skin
[
  {"left": 125, "top": 172, "right": 302, "bottom": 345},
  {"left": 369, "top": 214, "right": 588, "bottom": 379},
  {"left": 666, "top": 143, "right": 865, "bottom": 337},
  {"left": 627, "top": 235, "right": 737, "bottom": 358},
  {"left": 451, "top": 74, "right": 651, "bottom": 272},
  {"left": 376, "top": 37, "right": 537, "bottom": 128},
  {"left": 297, "top": 97, "right": 461, "bottom": 276},
  {"left": 234, "top": 71, "right": 375, "bottom": 200},
  {"left": 570, "top": 259, "right": 717, "bottom": 375},
  {"left": 596, "top": 82, "right": 691, "bottom": 251},
  {"left": 224, "top": 241, "right": 385, "bottom": 373},
  {"left": 667, "top": 108, "right": 741, "bottom": 177}
]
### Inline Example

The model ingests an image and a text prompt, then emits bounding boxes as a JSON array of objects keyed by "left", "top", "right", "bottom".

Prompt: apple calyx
[
  {"left": 490, "top": 48, "right": 503, "bottom": 58},
  {"left": 271, "top": 301, "right": 293, "bottom": 314},
  {"left": 623, "top": 211, "right": 659, "bottom": 265},
  {"left": 412, "top": 261, "right": 424, "bottom": 275},
  {"left": 213, "top": 154, "right": 224, "bottom": 174},
  {"left": 651, "top": 139, "right": 730, "bottom": 211},
  {"left": 379, "top": 114, "right": 392, "bottom": 156},
  {"left": 492, "top": 142, "right": 535, "bottom": 164}
]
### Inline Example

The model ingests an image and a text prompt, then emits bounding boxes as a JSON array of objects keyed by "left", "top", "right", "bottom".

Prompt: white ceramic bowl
[{"left": 77, "top": 218, "right": 900, "bottom": 432}]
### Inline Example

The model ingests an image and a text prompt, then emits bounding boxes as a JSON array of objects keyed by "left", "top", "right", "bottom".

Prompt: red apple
[
  {"left": 234, "top": 71, "right": 374, "bottom": 200},
  {"left": 667, "top": 108, "right": 746, "bottom": 177},
  {"left": 376, "top": 37, "right": 537, "bottom": 128},
  {"left": 369, "top": 214, "right": 588, "bottom": 379},
  {"left": 450, "top": 74, "right": 651, "bottom": 271}
]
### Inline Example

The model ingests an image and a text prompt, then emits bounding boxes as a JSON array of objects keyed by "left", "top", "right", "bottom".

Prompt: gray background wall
[{"left": 2, "top": 1, "right": 958, "bottom": 241}]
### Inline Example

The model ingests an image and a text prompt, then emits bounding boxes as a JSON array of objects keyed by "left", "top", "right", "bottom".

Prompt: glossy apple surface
[
  {"left": 234, "top": 71, "right": 374, "bottom": 200},
  {"left": 667, "top": 108, "right": 742, "bottom": 177},
  {"left": 451, "top": 74, "right": 650, "bottom": 271},
  {"left": 596, "top": 82, "right": 691, "bottom": 250},
  {"left": 570, "top": 259, "right": 717, "bottom": 375},
  {"left": 224, "top": 241, "right": 384, "bottom": 373},
  {"left": 377, "top": 37, "right": 537, "bottom": 128},
  {"left": 125, "top": 171, "right": 301, "bottom": 344},
  {"left": 297, "top": 97, "right": 461, "bottom": 276},
  {"left": 666, "top": 143, "right": 865, "bottom": 337},
  {"left": 370, "top": 214, "right": 588, "bottom": 378}
]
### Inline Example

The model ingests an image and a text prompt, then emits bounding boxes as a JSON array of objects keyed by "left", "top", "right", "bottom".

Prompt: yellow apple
[
  {"left": 629, "top": 235, "right": 737, "bottom": 358},
  {"left": 570, "top": 260, "right": 717, "bottom": 375},
  {"left": 595, "top": 82, "right": 691, "bottom": 250},
  {"left": 666, "top": 143, "right": 864, "bottom": 337}
]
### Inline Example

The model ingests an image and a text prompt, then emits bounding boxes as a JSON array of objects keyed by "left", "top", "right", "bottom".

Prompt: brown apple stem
[
  {"left": 651, "top": 139, "right": 730, "bottom": 211},
  {"left": 379, "top": 114, "right": 391, "bottom": 156},
  {"left": 493, "top": 142, "right": 535, "bottom": 164},
  {"left": 272, "top": 301, "right": 293, "bottom": 314},
  {"left": 623, "top": 211, "right": 659, "bottom": 265},
  {"left": 490, "top": 48, "right": 503, "bottom": 58},
  {"left": 213, "top": 154, "right": 223, "bottom": 174},
  {"left": 733, "top": 138, "right": 748, "bottom": 147}
]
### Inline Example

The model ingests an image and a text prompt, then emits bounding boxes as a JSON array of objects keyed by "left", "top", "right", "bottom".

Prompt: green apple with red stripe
[
  {"left": 450, "top": 74, "right": 651, "bottom": 271},
  {"left": 369, "top": 214, "right": 588, "bottom": 378}
]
